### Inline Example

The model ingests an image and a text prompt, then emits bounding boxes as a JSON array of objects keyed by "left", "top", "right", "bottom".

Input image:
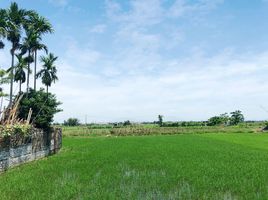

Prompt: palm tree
[
  {"left": 0, "top": 10, "right": 6, "bottom": 49},
  {"left": 20, "top": 30, "right": 37, "bottom": 94},
  {"left": 7, "top": 54, "right": 27, "bottom": 93},
  {"left": 27, "top": 12, "right": 53, "bottom": 91},
  {"left": 36, "top": 53, "right": 58, "bottom": 94},
  {"left": 32, "top": 38, "right": 48, "bottom": 91},
  {"left": 1, "top": 2, "right": 33, "bottom": 105}
]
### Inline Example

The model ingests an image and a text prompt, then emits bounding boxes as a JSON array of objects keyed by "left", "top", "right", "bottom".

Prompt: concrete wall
[{"left": 0, "top": 128, "right": 62, "bottom": 172}]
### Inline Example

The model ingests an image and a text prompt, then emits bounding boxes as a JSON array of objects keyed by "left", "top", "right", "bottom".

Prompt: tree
[
  {"left": 0, "top": 69, "right": 9, "bottom": 97},
  {"left": 20, "top": 30, "right": 37, "bottom": 94},
  {"left": 158, "top": 115, "right": 163, "bottom": 127},
  {"left": 229, "top": 110, "right": 244, "bottom": 125},
  {"left": 123, "top": 120, "right": 131, "bottom": 126},
  {"left": 0, "top": 10, "right": 6, "bottom": 49},
  {"left": 32, "top": 37, "right": 48, "bottom": 91},
  {"left": 36, "top": 53, "right": 58, "bottom": 94},
  {"left": 7, "top": 54, "right": 27, "bottom": 93},
  {"left": 28, "top": 13, "right": 53, "bottom": 91},
  {"left": 1, "top": 2, "right": 33, "bottom": 105},
  {"left": 17, "top": 88, "right": 62, "bottom": 129},
  {"left": 63, "top": 118, "right": 80, "bottom": 126}
]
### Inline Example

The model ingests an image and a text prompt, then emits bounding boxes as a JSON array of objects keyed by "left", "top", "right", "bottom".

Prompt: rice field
[{"left": 1, "top": 132, "right": 268, "bottom": 199}]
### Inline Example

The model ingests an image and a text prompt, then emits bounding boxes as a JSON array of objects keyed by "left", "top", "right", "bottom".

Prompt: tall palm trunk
[
  {"left": 34, "top": 50, "right": 37, "bottom": 91},
  {"left": 19, "top": 80, "right": 21, "bottom": 93},
  {"left": 9, "top": 47, "right": 15, "bottom": 106},
  {"left": 26, "top": 50, "right": 30, "bottom": 94},
  {"left": 46, "top": 85, "right": 49, "bottom": 98}
]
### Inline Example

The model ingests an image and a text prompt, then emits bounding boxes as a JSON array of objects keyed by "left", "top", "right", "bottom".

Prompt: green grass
[{"left": 1, "top": 133, "right": 268, "bottom": 199}]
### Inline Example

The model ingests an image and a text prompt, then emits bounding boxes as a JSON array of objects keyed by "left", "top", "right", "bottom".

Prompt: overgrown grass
[
  {"left": 1, "top": 133, "right": 268, "bottom": 199},
  {"left": 60, "top": 123, "right": 264, "bottom": 137}
]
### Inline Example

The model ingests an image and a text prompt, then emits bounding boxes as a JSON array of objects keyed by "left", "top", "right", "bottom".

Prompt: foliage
[
  {"left": 63, "top": 118, "right": 80, "bottom": 126},
  {"left": 0, "top": 2, "right": 34, "bottom": 103},
  {"left": 0, "top": 69, "right": 9, "bottom": 97},
  {"left": 17, "top": 88, "right": 62, "bottom": 129},
  {"left": 37, "top": 53, "right": 58, "bottom": 93},
  {"left": 123, "top": 120, "right": 131, "bottom": 126},
  {"left": 0, "top": 2, "right": 55, "bottom": 104},
  {"left": 207, "top": 113, "right": 230, "bottom": 126},
  {"left": 158, "top": 115, "right": 163, "bottom": 127},
  {"left": 263, "top": 121, "right": 268, "bottom": 130},
  {"left": 229, "top": 110, "right": 244, "bottom": 125},
  {"left": 0, "top": 123, "right": 31, "bottom": 137}
]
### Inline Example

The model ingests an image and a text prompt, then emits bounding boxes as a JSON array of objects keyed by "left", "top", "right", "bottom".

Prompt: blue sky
[{"left": 0, "top": 0, "right": 268, "bottom": 123}]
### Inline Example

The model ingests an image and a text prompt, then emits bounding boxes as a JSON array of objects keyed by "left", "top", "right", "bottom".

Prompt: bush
[
  {"left": 263, "top": 121, "right": 268, "bottom": 131},
  {"left": 18, "top": 89, "right": 62, "bottom": 129},
  {"left": 64, "top": 118, "right": 80, "bottom": 126},
  {"left": 0, "top": 124, "right": 31, "bottom": 138}
]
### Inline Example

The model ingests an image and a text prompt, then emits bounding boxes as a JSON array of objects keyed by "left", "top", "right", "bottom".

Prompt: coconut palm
[
  {"left": 1, "top": 2, "right": 33, "bottom": 105},
  {"left": 7, "top": 54, "right": 27, "bottom": 93},
  {"left": 36, "top": 53, "right": 58, "bottom": 94}
]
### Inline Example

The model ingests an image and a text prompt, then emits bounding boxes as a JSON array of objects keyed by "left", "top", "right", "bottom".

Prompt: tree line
[{"left": 0, "top": 2, "right": 58, "bottom": 105}]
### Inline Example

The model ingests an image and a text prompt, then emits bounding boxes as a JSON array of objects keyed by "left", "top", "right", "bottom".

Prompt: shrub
[
  {"left": 0, "top": 124, "right": 31, "bottom": 137},
  {"left": 17, "top": 89, "right": 62, "bottom": 129},
  {"left": 263, "top": 121, "right": 268, "bottom": 131}
]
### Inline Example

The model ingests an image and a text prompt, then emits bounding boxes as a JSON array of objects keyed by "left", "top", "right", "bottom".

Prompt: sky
[{"left": 0, "top": 0, "right": 268, "bottom": 123}]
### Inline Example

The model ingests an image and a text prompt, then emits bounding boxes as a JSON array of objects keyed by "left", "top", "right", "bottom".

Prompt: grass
[
  {"left": 60, "top": 123, "right": 264, "bottom": 137},
  {"left": 1, "top": 133, "right": 268, "bottom": 199}
]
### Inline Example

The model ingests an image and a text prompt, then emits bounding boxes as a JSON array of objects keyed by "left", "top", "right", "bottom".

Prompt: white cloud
[
  {"left": 89, "top": 24, "right": 107, "bottom": 34},
  {"left": 52, "top": 46, "right": 268, "bottom": 122},
  {"left": 106, "top": 0, "right": 164, "bottom": 27},
  {"left": 48, "top": 0, "right": 68, "bottom": 7},
  {"left": 169, "top": 0, "right": 224, "bottom": 17},
  {"left": 63, "top": 40, "right": 102, "bottom": 69}
]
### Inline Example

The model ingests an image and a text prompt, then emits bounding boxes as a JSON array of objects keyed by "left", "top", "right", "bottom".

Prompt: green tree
[
  {"left": 0, "top": 69, "right": 9, "bottom": 97},
  {"left": 20, "top": 31, "right": 38, "bottom": 94},
  {"left": 28, "top": 13, "right": 53, "bottom": 91},
  {"left": 158, "top": 115, "right": 164, "bottom": 127},
  {"left": 229, "top": 110, "right": 244, "bottom": 125},
  {"left": 0, "top": 10, "right": 6, "bottom": 49},
  {"left": 0, "top": 2, "right": 33, "bottom": 105},
  {"left": 123, "top": 120, "right": 131, "bottom": 126},
  {"left": 7, "top": 54, "right": 27, "bottom": 93},
  {"left": 36, "top": 53, "right": 58, "bottom": 94},
  {"left": 18, "top": 88, "right": 62, "bottom": 129},
  {"left": 63, "top": 118, "right": 80, "bottom": 126}
]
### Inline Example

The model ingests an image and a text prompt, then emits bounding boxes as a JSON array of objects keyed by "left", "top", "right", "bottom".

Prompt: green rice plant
[{"left": 1, "top": 134, "right": 268, "bottom": 199}]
